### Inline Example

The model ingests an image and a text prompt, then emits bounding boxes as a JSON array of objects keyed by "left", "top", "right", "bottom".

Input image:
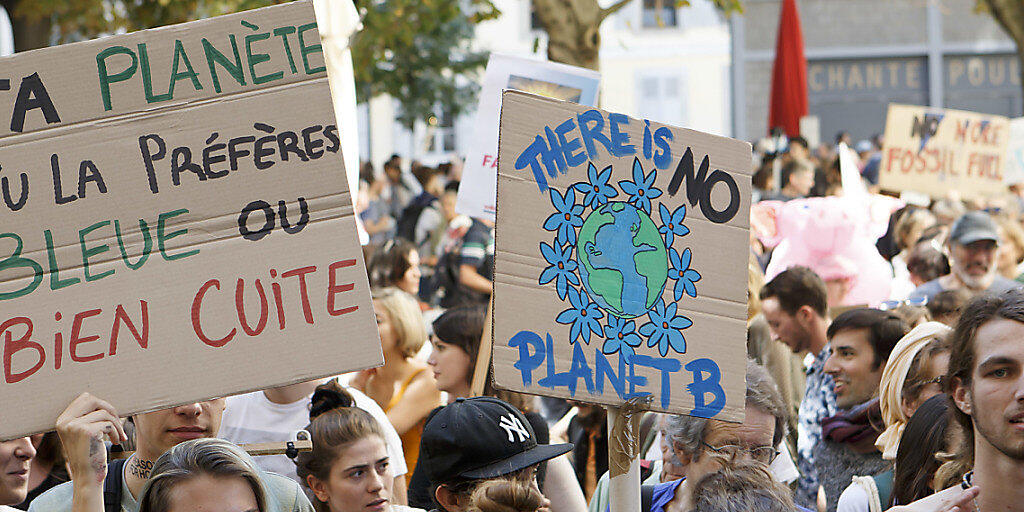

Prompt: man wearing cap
[
  {"left": 910, "top": 211, "right": 1021, "bottom": 302},
  {"left": 418, "top": 397, "right": 573, "bottom": 512}
]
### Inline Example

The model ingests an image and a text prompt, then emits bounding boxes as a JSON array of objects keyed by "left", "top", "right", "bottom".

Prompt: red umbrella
[{"left": 768, "top": 0, "right": 808, "bottom": 138}]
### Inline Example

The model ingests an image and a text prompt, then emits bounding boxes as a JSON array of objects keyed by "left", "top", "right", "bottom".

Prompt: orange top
[{"left": 386, "top": 367, "right": 427, "bottom": 484}]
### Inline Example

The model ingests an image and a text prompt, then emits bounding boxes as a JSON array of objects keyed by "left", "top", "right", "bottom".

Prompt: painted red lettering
[
  {"left": 2, "top": 317, "right": 42, "bottom": 384},
  {"left": 282, "top": 265, "right": 317, "bottom": 324},
  {"left": 109, "top": 301, "right": 149, "bottom": 355},
  {"left": 327, "top": 259, "right": 358, "bottom": 316},
  {"left": 235, "top": 278, "right": 268, "bottom": 336},
  {"left": 191, "top": 279, "right": 236, "bottom": 347}
]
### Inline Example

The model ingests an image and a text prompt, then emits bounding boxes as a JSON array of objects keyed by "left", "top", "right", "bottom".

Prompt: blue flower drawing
[
  {"left": 658, "top": 203, "right": 690, "bottom": 247},
  {"left": 573, "top": 162, "right": 618, "bottom": 209},
  {"left": 640, "top": 299, "right": 692, "bottom": 356},
  {"left": 543, "top": 187, "right": 585, "bottom": 246},
  {"left": 539, "top": 241, "right": 580, "bottom": 300},
  {"left": 556, "top": 286, "right": 605, "bottom": 345},
  {"left": 601, "top": 316, "right": 643, "bottom": 360},
  {"left": 668, "top": 248, "right": 702, "bottom": 300},
  {"left": 618, "top": 158, "right": 662, "bottom": 214}
]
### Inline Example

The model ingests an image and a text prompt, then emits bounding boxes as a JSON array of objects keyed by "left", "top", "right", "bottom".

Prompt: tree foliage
[
  {"left": 532, "top": 0, "right": 742, "bottom": 70},
  {"left": 351, "top": 0, "right": 499, "bottom": 130}
]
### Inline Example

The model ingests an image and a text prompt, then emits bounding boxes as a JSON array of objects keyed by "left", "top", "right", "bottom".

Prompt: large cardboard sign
[
  {"left": 0, "top": 1, "right": 381, "bottom": 440},
  {"left": 879, "top": 104, "right": 1009, "bottom": 199},
  {"left": 492, "top": 91, "right": 751, "bottom": 421},
  {"left": 456, "top": 54, "right": 600, "bottom": 221}
]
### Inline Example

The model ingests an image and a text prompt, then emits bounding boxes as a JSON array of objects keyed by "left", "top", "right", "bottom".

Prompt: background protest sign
[
  {"left": 1005, "top": 117, "right": 1024, "bottom": 186},
  {"left": 456, "top": 54, "right": 600, "bottom": 221},
  {"left": 491, "top": 91, "right": 751, "bottom": 422},
  {"left": 0, "top": 1, "right": 381, "bottom": 440},
  {"left": 879, "top": 104, "right": 1009, "bottom": 199}
]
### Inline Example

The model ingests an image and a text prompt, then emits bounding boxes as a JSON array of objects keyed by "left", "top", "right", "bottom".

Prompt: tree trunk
[
  {"left": 980, "top": 0, "right": 1024, "bottom": 104},
  {"left": 1, "top": 0, "right": 52, "bottom": 51},
  {"left": 532, "top": 0, "right": 634, "bottom": 70}
]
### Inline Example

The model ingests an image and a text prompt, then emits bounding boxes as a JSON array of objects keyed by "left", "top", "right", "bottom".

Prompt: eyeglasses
[
  {"left": 923, "top": 375, "right": 945, "bottom": 387},
  {"left": 879, "top": 296, "right": 928, "bottom": 310},
  {"left": 701, "top": 441, "right": 779, "bottom": 464}
]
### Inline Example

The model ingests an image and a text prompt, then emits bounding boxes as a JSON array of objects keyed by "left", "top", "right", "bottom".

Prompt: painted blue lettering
[
  {"left": 631, "top": 354, "right": 681, "bottom": 408},
  {"left": 543, "top": 125, "right": 568, "bottom": 175},
  {"left": 538, "top": 333, "right": 573, "bottom": 389},
  {"left": 577, "top": 110, "right": 613, "bottom": 160},
  {"left": 514, "top": 136, "right": 551, "bottom": 192},
  {"left": 594, "top": 350, "right": 626, "bottom": 398},
  {"left": 556, "top": 119, "right": 587, "bottom": 168},
  {"left": 508, "top": 330, "right": 544, "bottom": 385},
  {"left": 642, "top": 120, "right": 653, "bottom": 160},
  {"left": 607, "top": 113, "right": 634, "bottom": 157},
  {"left": 625, "top": 354, "right": 651, "bottom": 401},
  {"left": 567, "top": 341, "right": 596, "bottom": 396},
  {"left": 685, "top": 358, "right": 726, "bottom": 418},
  {"left": 653, "top": 126, "right": 674, "bottom": 169}
]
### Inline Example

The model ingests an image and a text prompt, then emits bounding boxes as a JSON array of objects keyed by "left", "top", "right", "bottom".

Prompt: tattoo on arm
[{"left": 89, "top": 437, "right": 107, "bottom": 484}]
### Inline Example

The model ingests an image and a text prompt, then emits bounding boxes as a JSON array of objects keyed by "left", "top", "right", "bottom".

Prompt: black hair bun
[{"left": 309, "top": 380, "right": 355, "bottom": 420}]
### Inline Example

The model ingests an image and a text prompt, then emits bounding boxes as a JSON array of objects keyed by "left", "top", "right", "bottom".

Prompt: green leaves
[{"left": 350, "top": 0, "right": 499, "bottom": 129}]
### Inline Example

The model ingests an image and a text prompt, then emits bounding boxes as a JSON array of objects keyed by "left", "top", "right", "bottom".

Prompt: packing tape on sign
[{"left": 608, "top": 395, "right": 652, "bottom": 478}]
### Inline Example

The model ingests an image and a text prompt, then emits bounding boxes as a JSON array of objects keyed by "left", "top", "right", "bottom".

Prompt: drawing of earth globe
[{"left": 576, "top": 201, "right": 668, "bottom": 319}]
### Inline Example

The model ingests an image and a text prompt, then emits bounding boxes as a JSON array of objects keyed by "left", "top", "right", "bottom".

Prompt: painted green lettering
[
  {"left": 79, "top": 220, "right": 114, "bottom": 282},
  {"left": 115, "top": 219, "right": 152, "bottom": 270},
  {"left": 297, "top": 23, "right": 326, "bottom": 75},
  {"left": 0, "top": 233, "right": 43, "bottom": 300},
  {"left": 158, "top": 208, "right": 199, "bottom": 261},
  {"left": 168, "top": 39, "right": 203, "bottom": 97},
  {"left": 44, "top": 230, "right": 79, "bottom": 291},
  {"left": 137, "top": 43, "right": 172, "bottom": 103},
  {"left": 96, "top": 46, "right": 138, "bottom": 111},
  {"left": 273, "top": 26, "right": 298, "bottom": 74},
  {"left": 202, "top": 36, "right": 246, "bottom": 93},
  {"left": 245, "top": 25, "right": 283, "bottom": 85}
]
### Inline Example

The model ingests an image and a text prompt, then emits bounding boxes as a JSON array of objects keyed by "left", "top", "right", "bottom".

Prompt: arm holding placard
[{"left": 54, "top": 393, "right": 128, "bottom": 512}]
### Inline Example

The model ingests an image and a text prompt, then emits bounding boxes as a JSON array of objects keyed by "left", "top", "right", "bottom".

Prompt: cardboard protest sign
[
  {"left": 879, "top": 104, "right": 1009, "bottom": 199},
  {"left": 0, "top": 1, "right": 380, "bottom": 440},
  {"left": 491, "top": 91, "right": 751, "bottom": 421},
  {"left": 1005, "top": 117, "right": 1024, "bottom": 186},
  {"left": 456, "top": 54, "right": 600, "bottom": 221}
]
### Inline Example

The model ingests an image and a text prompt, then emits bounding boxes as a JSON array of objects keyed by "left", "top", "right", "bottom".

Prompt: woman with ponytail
[{"left": 296, "top": 381, "right": 426, "bottom": 512}]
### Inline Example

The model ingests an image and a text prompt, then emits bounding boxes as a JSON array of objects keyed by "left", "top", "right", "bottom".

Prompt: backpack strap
[
  {"left": 641, "top": 483, "right": 656, "bottom": 512},
  {"left": 103, "top": 457, "right": 128, "bottom": 512}
]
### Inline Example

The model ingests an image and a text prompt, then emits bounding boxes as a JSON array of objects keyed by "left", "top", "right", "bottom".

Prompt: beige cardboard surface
[
  {"left": 0, "top": 1, "right": 381, "bottom": 440},
  {"left": 879, "top": 104, "right": 1009, "bottom": 199},
  {"left": 492, "top": 91, "right": 751, "bottom": 422}
]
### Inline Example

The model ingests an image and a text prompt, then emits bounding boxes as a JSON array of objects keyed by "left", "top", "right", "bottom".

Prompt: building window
[
  {"left": 427, "top": 108, "right": 456, "bottom": 154},
  {"left": 642, "top": 0, "right": 677, "bottom": 28},
  {"left": 636, "top": 72, "right": 687, "bottom": 128}
]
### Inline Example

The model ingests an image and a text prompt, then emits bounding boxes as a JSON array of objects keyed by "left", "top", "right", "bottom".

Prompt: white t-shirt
[{"left": 219, "top": 385, "right": 408, "bottom": 485}]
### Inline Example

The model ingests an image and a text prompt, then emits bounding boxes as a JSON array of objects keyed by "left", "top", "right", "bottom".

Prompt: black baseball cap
[
  {"left": 420, "top": 397, "right": 573, "bottom": 484},
  {"left": 949, "top": 211, "right": 1000, "bottom": 246}
]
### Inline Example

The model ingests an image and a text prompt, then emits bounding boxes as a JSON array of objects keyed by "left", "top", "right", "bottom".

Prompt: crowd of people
[{"left": 5, "top": 132, "right": 1024, "bottom": 512}]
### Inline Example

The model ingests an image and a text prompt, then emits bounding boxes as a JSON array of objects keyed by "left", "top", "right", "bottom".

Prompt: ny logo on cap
[{"left": 499, "top": 414, "right": 531, "bottom": 443}]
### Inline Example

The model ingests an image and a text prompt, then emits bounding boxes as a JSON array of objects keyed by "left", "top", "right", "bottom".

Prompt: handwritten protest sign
[
  {"left": 491, "top": 91, "right": 751, "bottom": 421},
  {"left": 456, "top": 54, "right": 600, "bottom": 221},
  {"left": 0, "top": 1, "right": 380, "bottom": 440},
  {"left": 879, "top": 104, "right": 1009, "bottom": 199},
  {"left": 1005, "top": 117, "right": 1024, "bottom": 186}
]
